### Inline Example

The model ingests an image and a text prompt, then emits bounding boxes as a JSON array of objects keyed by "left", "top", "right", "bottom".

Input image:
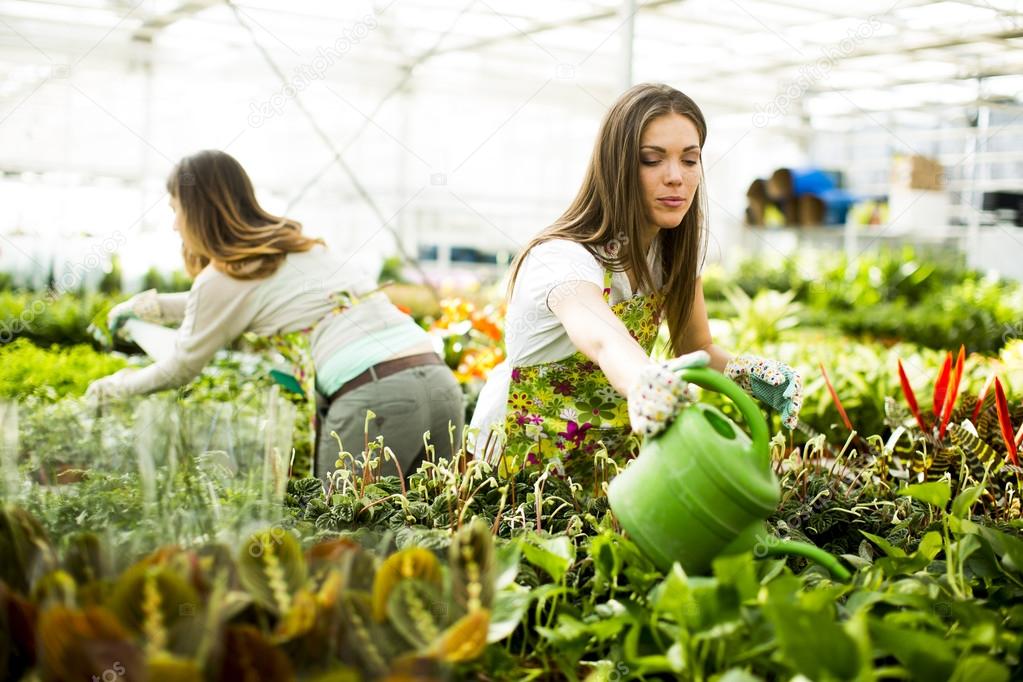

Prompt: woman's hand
[
  {"left": 107, "top": 289, "right": 164, "bottom": 337},
  {"left": 724, "top": 355, "right": 803, "bottom": 429},
  {"left": 85, "top": 369, "right": 132, "bottom": 404},
  {"left": 628, "top": 350, "right": 710, "bottom": 437}
]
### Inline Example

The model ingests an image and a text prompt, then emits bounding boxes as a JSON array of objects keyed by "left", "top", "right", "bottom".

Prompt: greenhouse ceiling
[{"left": 2, "top": 0, "right": 1022, "bottom": 119}]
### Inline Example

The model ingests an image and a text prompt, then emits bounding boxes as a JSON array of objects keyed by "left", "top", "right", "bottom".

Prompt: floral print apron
[{"left": 501, "top": 269, "right": 663, "bottom": 478}]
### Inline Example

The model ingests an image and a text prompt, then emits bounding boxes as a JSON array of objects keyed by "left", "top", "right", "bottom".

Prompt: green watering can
[{"left": 608, "top": 366, "right": 851, "bottom": 580}]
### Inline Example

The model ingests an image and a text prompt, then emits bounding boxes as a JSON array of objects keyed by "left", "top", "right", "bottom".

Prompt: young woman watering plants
[
  {"left": 470, "top": 83, "right": 803, "bottom": 478},
  {"left": 86, "top": 150, "right": 463, "bottom": 483}
]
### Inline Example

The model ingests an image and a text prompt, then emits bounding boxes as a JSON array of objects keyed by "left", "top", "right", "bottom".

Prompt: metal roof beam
[
  {"left": 131, "top": 0, "right": 221, "bottom": 42},
  {"left": 806, "top": 65, "right": 1023, "bottom": 94},
  {"left": 677, "top": 26, "right": 1023, "bottom": 84},
  {"left": 425, "top": 0, "right": 681, "bottom": 59}
]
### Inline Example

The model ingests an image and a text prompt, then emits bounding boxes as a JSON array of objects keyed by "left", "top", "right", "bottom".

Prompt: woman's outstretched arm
[
  {"left": 548, "top": 280, "right": 651, "bottom": 395},
  {"left": 89, "top": 271, "right": 257, "bottom": 398}
]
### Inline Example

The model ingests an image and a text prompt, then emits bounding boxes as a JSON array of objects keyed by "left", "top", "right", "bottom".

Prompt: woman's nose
[{"left": 664, "top": 161, "right": 683, "bottom": 185}]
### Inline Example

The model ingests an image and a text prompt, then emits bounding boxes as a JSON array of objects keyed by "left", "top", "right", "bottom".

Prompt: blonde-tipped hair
[{"left": 167, "top": 150, "right": 324, "bottom": 280}]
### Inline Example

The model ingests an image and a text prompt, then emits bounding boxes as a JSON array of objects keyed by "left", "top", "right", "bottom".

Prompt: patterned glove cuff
[
  {"left": 628, "top": 363, "right": 696, "bottom": 438},
  {"left": 723, "top": 355, "right": 754, "bottom": 392},
  {"left": 725, "top": 354, "right": 803, "bottom": 430},
  {"left": 132, "top": 289, "right": 163, "bottom": 323}
]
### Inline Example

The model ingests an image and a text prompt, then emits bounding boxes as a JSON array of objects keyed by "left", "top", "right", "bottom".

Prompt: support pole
[
  {"left": 619, "top": 0, "right": 637, "bottom": 91},
  {"left": 966, "top": 78, "right": 989, "bottom": 270}
]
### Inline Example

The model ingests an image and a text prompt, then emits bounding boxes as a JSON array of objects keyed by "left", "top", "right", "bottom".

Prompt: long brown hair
[
  {"left": 507, "top": 83, "right": 708, "bottom": 355},
  {"left": 167, "top": 150, "right": 324, "bottom": 279}
]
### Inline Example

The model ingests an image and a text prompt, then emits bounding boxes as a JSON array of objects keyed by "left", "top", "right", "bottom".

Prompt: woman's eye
[
  {"left": 641, "top": 159, "right": 659, "bottom": 166},
  {"left": 684, "top": 160, "right": 699, "bottom": 167}
]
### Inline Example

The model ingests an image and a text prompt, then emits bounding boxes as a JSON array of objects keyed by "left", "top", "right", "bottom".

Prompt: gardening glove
[
  {"left": 724, "top": 354, "right": 803, "bottom": 430},
  {"left": 107, "top": 289, "right": 163, "bottom": 338},
  {"left": 85, "top": 370, "right": 132, "bottom": 404},
  {"left": 628, "top": 350, "right": 710, "bottom": 438}
]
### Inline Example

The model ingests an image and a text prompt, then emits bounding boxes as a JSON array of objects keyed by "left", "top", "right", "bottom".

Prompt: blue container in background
[
  {"left": 789, "top": 168, "right": 839, "bottom": 195},
  {"left": 767, "top": 167, "right": 842, "bottom": 202},
  {"left": 819, "top": 188, "right": 858, "bottom": 224}
]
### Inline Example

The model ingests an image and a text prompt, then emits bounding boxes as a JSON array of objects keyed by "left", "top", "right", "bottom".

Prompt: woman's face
[
  {"left": 169, "top": 195, "right": 185, "bottom": 234},
  {"left": 638, "top": 113, "right": 702, "bottom": 237}
]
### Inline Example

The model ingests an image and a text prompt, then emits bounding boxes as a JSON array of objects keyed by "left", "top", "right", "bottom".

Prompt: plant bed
[
  {"left": 3, "top": 440, "right": 1023, "bottom": 680},
  {"left": 4, "top": 302, "right": 1023, "bottom": 679}
]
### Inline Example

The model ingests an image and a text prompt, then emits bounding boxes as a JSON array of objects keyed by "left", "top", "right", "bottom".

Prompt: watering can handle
[{"left": 676, "top": 366, "right": 771, "bottom": 471}]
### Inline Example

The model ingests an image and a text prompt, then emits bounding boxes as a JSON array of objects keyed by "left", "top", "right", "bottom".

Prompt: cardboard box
[{"left": 891, "top": 154, "right": 944, "bottom": 191}]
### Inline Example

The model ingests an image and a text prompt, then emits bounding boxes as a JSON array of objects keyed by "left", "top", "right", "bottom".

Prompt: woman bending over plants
[
  {"left": 87, "top": 150, "right": 463, "bottom": 483},
  {"left": 470, "top": 83, "right": 803, "bottom": 477}
]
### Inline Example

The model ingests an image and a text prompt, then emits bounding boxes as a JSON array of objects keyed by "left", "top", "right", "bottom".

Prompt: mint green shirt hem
[{"left": 315, "top": 324, "right": 433, "bottom": 396}]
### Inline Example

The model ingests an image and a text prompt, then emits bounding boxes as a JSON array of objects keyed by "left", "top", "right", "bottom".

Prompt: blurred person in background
[
  {"left": 87, "top": 150, "right": 463, "bottom": 484},
  {"left": 470, "top": 83, "right": 803, "bottom": 480}
]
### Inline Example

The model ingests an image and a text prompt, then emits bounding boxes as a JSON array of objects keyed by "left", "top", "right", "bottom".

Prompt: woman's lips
[{"left": 657, "top": 197, "right": 686, "bottom": 208}]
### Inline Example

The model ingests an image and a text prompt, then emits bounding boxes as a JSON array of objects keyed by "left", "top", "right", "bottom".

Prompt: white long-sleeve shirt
[{"left": 113, "top": 246, "right": 430, "bottom": 397}]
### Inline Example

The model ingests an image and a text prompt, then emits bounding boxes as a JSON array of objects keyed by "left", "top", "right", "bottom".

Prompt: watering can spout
[
  {"left": 608, "top": 366, "right": 850, "bottom": 581},
  {"left": 760, "top": 539, "right": 851, "bottom": 581}
]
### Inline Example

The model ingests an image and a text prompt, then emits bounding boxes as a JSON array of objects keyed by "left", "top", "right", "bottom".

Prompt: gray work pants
[{"left": 315, "top": 364, "right": 465, "bottom": 483}]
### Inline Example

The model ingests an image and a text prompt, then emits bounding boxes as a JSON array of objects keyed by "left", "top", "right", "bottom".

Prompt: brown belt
[{"left": 327, "top": 352, "right": 445, "bottom": 403}]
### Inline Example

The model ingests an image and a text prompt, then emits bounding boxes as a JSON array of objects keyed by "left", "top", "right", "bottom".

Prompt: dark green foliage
[
  {"left": 0, "top": 291, "right": 120, "bottom": 347},
  {"left": 4, "top": 269, "right": 1023, "bottom": 679},
  {"left": 97, "top": 254, "right": 122, "bottom": 296},
  {"left": 139, "top": 267, "right": 192, "bottom": 293},
  {"left": 703, "top": 246, "right": 1023, "bottom": 352}
]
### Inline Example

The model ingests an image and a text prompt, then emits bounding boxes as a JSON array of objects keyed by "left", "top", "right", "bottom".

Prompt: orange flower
[
  {"left": 432, "top": 298, "right": 478, "bottom": 332},
  {"left": 471, "top": 313, "right": 503, "bottom": 341},
  {"left": 454, "top": 347, "right": 504, "bottom": 383}
]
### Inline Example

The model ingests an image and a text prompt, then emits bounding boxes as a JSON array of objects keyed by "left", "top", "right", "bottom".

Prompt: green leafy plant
[
  {"left": 0, "top": 291, "right": 121, "bottom": 347},
  {"left": 1, "top": 507, "right": 507, "bottom": 680},
  {"left": 6, "top": 290, "right": 1023, "bottom": 679},
  {"left": 723, "top": 285, "right": 802, "bottom": 347},
  {"left": 140, "top": 267, "right": 192, "bottom": 293},
  {"left": 817, "top": 344, "right": 1022, "bottom": 518},
  {"left": 703, "top": 247, "right": 1023, "bottom": 352},
  {"left": 0, "top": 339, "right": 127, "bottom": 402}
]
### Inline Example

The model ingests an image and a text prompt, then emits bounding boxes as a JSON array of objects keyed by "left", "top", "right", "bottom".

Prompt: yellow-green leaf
[
  {"left": 372, "top": 548, "right": 441, "bottom": 622},
  {"left": 238, "top": 528, "right": 308, "bottom": 615},
  {"left": 428, "top": 608, "right": 490, "bottom": 663},
  {"left": 898, "top": 481, "right": 951, "bottom": 509},
  {"left": 147, "top": 653, "right": 203, "bottom": 682}
]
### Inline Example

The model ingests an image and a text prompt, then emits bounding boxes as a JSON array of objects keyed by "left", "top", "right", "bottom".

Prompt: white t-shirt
[{"left": 469, "top": 239, "right": 665, "bottom": 455}]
